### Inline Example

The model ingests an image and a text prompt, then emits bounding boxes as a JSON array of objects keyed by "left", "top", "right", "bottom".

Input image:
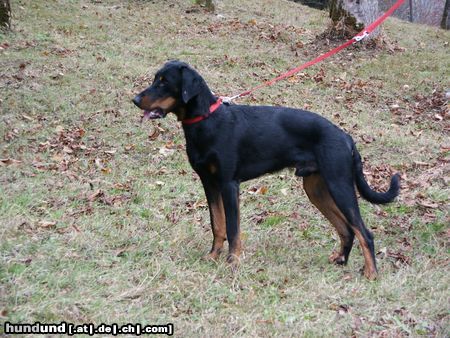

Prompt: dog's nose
[{"left": 132, "top": 95, "right": 141, "bottom": 107}]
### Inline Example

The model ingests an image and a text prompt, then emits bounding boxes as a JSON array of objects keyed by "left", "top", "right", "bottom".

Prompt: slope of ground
[{"left": 1, "top": 0, "right": 448, "bottom": 336}]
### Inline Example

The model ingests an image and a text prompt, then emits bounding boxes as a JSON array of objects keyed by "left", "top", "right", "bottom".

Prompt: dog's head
[{"left": 132, "top": 61, "right": 205, "bottom": 121}]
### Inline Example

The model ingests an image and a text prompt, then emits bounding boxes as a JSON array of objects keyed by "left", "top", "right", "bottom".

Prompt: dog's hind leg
[
  {"left": 201, "top": 179, "right": 227, "bottom": 261},
  {"left": 303, "top": 174, "right": 354, "bottom": 265},
  {"left": 311, "top": 145, "right": 378, "bottom": 280},
  {"left": 322, "top": 178, "right": 378, "bottom": 280}
]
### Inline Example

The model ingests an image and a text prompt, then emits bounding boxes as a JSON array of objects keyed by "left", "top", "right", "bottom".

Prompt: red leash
[
  {"left": 182, "top": 0, "right": 405, "bottom": 125},
  {"left": 223, "top": 0, "right": 405, "bottom": 102}
]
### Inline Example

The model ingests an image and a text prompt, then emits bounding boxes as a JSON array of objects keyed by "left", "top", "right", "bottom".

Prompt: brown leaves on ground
[
  {"left": 35, "top": 125, "right": 116, "bottom": 175},
  {"left": 87, "top": 189, "right": 130, "bottom": 207},
  {"left": 329, "top": 303, "right": 351, "bottom": 316},
  {"left": 363, "top": 162, "right": 398, "bottom": 192},
  {"left": 0, "top": 158, "right": 22, "bottom": 166},
  {"left": 389, "top": 87, "right": 449, "bottom": 127},
  {"left": 37, "top": 220, "right": 57, "bottom": 229},
  {"left": 402, "top": 159, "right": 448, "bottom": 210},
  {"left": 318, "top": 70, "right": 447, "bottom": 130},
  {"left": 377, "top": 247, "right": 412, "bottom": 268},
  {"left": 250, "top": 210, "right": 274, "bottom": 225},
  {"left": 363, "top": 157, "right": 449, "bottom": 212},
  {"left": 248, "top": 185, "right": 269, "bottom": 196},
  {"left": 205, "top": 18, "right": 307, "bottom": 44}
]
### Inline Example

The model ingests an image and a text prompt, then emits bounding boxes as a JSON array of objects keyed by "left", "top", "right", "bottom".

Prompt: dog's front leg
[
  {"left": 201, "top": 178, "right": 226, "bottom": 261},
  {"left": 221, "top": 181, "right": 242, "bottom": 268}
]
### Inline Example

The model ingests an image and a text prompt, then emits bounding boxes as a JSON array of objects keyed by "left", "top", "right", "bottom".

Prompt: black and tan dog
[{"left": 133, "top": 61, "right": 400, "bottom": 280}]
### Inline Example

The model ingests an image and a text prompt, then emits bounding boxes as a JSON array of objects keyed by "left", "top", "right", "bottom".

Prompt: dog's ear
[{"left": 181, "top": 66, "right": 201, "bottom": 104}]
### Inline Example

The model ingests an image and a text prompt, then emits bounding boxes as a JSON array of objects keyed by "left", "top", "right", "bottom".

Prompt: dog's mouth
[{"left": 142, "top": 108, "right": 167, "bottom": 121}]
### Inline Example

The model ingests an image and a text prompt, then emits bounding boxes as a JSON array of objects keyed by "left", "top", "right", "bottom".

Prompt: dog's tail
[{"left": 352, "top": 145, "right": 400, "bottom": 204}]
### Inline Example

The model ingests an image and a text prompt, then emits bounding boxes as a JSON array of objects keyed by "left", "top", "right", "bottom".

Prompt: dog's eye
[{"left": 157, "top": 77, "right": 166, "bottom": 87}]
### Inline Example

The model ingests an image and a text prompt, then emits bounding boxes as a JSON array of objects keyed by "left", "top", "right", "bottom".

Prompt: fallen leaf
[
  {"left": 343, "top": 274, "right": 353, "bottom": 281},
  {"left": 124, "top": 144, "right": 135, "bottom": 151},
  {"left": 390, "top": 104, "right": 400, "bottom": 112},
  {"left": 329, "top": 303, "right": 350, "bottom": 315},
  {"left": 38, "top": 220, "right": 57, "bottom": 228},
  {"left": 63, "top": 146, "right": 73, "bottom": 154},
  {"left": 88, "top": 189, "right": 104, "bottom": 202},
  {"left": 434, "top": 114, "right": 443, "bottom": 121},
  {"left": 148, "top": 128, "right": 160, "bottom": 140},
  {"left": 256, "top": 186, "right": 268, "bottom": 195},
  {"left": 413, "top": 161, "right": 432, "bottom": 167},
  {"left": 155, "top": 181, "right": 165, "bottom": 187},
  {"left": 361, "top": 134, "right": 374, "bottom": 144},
  {"left": 193, "top": 200, "right": 207, "bottom": 209},
  {"left": 159, "top": 147, "right": 175, "bottom": 157},
  {"left": 0, "top": 158, "right": 22, "bottom": 166},
  {"left": 418, "top": 200, "right": 439, "bottom": 209},
  {"left": 249, "top": 186, "right": 268, "bottom": 195},
  {"left": 51, "top": 72, "right": 64, "bottom": 79},
  {"left": 21, "top": 114, "right": 33, "bottom": 122},
  {"left": 95, "top": 158, "right": 104, "bottom": 169},
  {"left": 388, "top": 250, "right": 411, "bottom": 266}
]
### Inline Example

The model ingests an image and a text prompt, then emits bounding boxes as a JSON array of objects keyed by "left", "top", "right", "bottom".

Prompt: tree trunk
[
  {"left": 0, "top": 0, "right": 11, "bottom": 30},
  {"left": 442, "top": 0, "right": 449, "bottom": 29},
  {"left": 329, "top": 0, "right": 380, "bottom": 39}
]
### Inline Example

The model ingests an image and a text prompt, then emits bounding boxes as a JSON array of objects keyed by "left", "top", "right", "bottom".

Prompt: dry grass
[{"left": 1, "top": 0, "right": 449, "bottom": 336}]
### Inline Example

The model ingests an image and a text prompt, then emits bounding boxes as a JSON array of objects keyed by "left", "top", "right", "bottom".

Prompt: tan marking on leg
[
  {"left": 303, "top": 174, "right": 353, "bottom": 265},
  {"left": 353, "top": 230, "right": 378, "bottom": 280},
  {"left": 203, "top": 194, "right": 226, "bottom": 261}
]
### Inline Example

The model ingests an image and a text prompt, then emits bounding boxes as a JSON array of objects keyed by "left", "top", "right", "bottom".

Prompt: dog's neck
[{"left": 186, "top": 81, "right": 217, "bottom": 118}]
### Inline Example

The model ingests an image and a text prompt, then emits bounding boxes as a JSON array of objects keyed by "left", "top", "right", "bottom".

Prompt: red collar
[{"left": 182, "top": 99, "right": 222, "bottom": 125}]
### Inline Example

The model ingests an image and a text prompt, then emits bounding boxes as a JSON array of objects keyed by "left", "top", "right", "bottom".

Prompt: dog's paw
[
  {"left": 361, "top": 265, "right": 378, "bottom": 280},
  {"left": 202, "top": 249, "right": 222, "bottom": 261},
  {"left": 226, "top": 253, "right": 240, "bottom": 272},
  {"left": 328, "top": 251, "right": 346, "bottom": 265}
]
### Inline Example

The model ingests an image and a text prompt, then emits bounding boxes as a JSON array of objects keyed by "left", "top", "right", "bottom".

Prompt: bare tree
[
  {"left": 329, "top": 0, "right": 380, "bottom": 39},
  {"left": 0, "top": 0, "right": 10, "bottom": 29},
  {"left": 413, "top": 0, "right": 446, "bottom": 26},
  {"left": 442, "top": 0, "right": 449, "bottom": 29},
  {"left": 382, "top": 0, "right": 446, "bottom": 27}
]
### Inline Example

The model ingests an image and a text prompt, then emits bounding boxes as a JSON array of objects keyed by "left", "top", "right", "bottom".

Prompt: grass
[{"left": 1, "top": 0, "right": 449, "bottom": 336}]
